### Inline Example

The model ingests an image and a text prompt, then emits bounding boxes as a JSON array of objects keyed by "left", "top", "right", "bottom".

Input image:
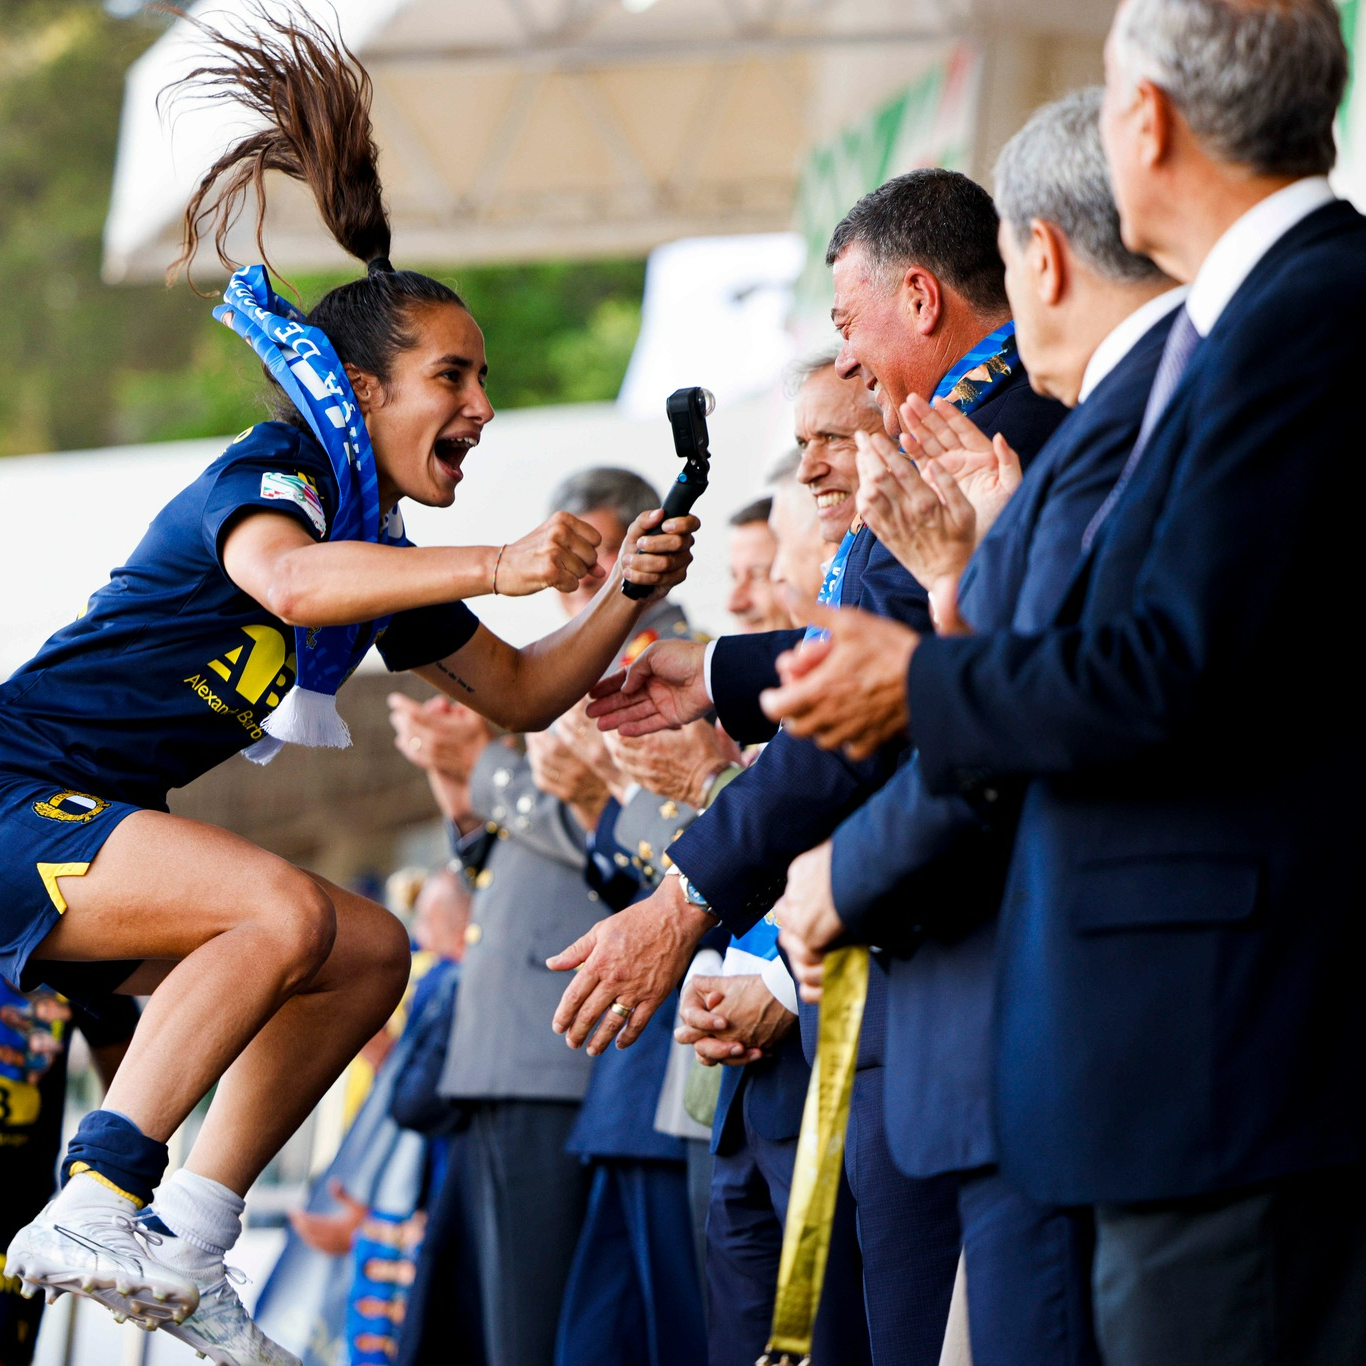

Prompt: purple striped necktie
[{"left": 1082, "top": 305, "right": 1202, "bottom": 550}]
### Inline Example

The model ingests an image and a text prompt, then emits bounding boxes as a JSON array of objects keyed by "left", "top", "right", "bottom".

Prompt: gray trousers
[
  {"left": 1093, "top": 1160, "right": 1366, "bottom": 1366},
  {"left": 462, "top": 1101, "right": 592, "bottom": 1366}
]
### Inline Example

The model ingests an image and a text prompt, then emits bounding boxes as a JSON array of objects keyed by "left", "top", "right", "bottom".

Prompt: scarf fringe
[
  {"left": 242, "top": 736, "right": 285, "bottom": 766},
  {"left": 261, "top": 687, "right": 353, "bottom": 751}
]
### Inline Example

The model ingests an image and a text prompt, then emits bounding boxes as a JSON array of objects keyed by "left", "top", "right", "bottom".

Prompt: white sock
[
  {"left": 50, "top": 1169, "right": 140, "bottom": 1219},
  {"left": 147, "top": 1170, "right": 245, "bottom": 1276}
]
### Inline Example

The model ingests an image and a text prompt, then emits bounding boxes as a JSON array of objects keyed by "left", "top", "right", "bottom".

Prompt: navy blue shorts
[{"left": 0, "top": 773, "right": 143, "bottom": 999}]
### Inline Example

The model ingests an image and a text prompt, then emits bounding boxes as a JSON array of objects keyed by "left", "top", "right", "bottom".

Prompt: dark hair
[
  {"left": 730, "top": 496, "right": 774, "bottom": 528},
  {"left": 166, "top": 5, "right": 464, "bottom": 394},
  {"left": 825, "top": 168, "right": 1008, "bottom": 315}
]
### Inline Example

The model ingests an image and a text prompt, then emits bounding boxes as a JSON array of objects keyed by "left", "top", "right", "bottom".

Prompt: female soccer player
[{"left": 0, "top": 13, "right": 696, "bottom": 1365}]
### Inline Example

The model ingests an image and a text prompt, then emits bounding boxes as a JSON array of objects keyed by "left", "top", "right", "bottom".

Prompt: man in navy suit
[
  {"left": 774, "top": 88, "right": 1183, "bottom": 1366},
  {"left": 763, "top": 2, "right": 1366, "bottom": 1360},
  {"left": 674, "top": 362, "right": 883, "bottom": 1366},
  {"left": 552, "top": 170, "right": 1066, "bottom": 1363}
]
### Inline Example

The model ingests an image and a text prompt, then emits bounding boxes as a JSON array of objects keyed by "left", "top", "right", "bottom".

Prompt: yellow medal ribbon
[{"left": 758, "top": 945, "right": 870, "bottom": 1366}]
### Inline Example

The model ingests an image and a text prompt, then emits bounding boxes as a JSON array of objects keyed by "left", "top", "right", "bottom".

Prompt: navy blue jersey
[{"left": 0, "top": 423, "right": 478, "bottom": 808}]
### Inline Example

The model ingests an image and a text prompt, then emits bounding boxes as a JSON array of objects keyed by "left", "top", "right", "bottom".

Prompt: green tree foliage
[{"left": 0, "top": 2, "right": 644, "bottom": 458}]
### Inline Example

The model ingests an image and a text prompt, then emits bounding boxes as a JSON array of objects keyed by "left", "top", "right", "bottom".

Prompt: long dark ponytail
[{"left": 166, "top": 4, "right": 463, "bottom": 390}]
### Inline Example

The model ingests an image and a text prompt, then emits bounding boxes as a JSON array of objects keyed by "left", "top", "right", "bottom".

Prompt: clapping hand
[
  {"left": 603, "top": 719, "right": 738, "bottom": 809},
  {"left": 388, "top": 692, "right": 492, "bottom": 778},
  {"left": 555, "top": 698, "right": 629, "bottom": 801},
  {"left": 586, "top": 638, "right": 711, "bottom": 735},
  {"left": 855, "top": 428, "right": 978, "bottom": 594},
  {"left": 526, "top": 726, "right": 611, "bottom": 829},
  {"left": 898, "top": 393, "right": 1022, "bottom": 541}
]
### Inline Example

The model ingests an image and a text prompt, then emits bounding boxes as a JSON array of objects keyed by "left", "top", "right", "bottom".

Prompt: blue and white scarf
[{"left": 215, "top": 265, "right": 396, "bottom": 763}]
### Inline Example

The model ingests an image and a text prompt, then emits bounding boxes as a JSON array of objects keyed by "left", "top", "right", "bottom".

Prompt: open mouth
[
  {"left": 434, "top": 435, "right": 477, "bottom": 480},
  {"left": 814, "top": 490, "right": 849, "bottom": 511}
]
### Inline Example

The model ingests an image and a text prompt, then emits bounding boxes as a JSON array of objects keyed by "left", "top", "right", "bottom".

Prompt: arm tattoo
[{"left": 433, "top": 660, "right": 474, "bottom": 694}]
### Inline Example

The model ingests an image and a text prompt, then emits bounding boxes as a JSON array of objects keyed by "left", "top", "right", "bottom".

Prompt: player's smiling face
[{"left": 353, "top": 302, "right": 495, "bottom": 511}]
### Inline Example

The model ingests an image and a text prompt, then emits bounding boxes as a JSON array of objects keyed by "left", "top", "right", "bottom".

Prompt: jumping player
[{"left": 0, "top": 12, "right": 697, "bottom": 1366}]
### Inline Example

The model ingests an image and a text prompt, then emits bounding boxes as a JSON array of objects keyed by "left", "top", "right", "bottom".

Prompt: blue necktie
[{"left": 1082, "top": 305, "right": 1202, "bottom": 550}]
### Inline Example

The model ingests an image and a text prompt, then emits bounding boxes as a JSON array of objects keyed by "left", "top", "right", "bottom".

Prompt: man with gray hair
[
  {"left": 774, "top": 86, "right": 1182, "bottom": 1366},
  {"left": 764, "top": 3, "right": 1366, "bottom": 1361}
]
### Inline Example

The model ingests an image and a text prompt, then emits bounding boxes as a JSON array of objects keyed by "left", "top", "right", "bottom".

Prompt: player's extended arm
[
  {"left": 414, "top": 510, "right": 699, "bottom": 733},
  {"left": 223, "top": 506, "right": 610, "bottom": 624}
]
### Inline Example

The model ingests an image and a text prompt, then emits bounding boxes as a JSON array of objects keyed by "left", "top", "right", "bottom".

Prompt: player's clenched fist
[{"left": 493, "top": 511, "right": 606, "bottom": 595}]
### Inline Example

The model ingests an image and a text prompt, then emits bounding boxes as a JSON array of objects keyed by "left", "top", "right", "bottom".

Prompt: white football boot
[
  {"left": 3, "top": 1203, "right": 198, "bottom": 1327},
  {"left": 157, "top": 1265, "right": 301, "bottom": 1366}
]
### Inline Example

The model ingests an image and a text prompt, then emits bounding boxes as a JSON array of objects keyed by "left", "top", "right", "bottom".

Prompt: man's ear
[
  {"left": 901, "top": 266, "right": 943, "bottom": 337},
  {"left": 344, "top": 362, "right": 382, "bottom": 413},
  {"left": 1030, "top": 219, "right": 1067, "bottom": 307},
  {"left": 1134, "top": 78, "right": 1173, "bottom": 169}
]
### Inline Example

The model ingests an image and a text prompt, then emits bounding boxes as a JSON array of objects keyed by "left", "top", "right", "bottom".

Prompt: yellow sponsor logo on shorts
[{"left": 31, "top": 791, "right": 110, "bottom": 823}]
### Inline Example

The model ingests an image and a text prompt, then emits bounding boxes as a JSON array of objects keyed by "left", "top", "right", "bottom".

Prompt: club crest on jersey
[
  {"left": 260, "top": 471, "right": 327, "bottom": 536},
  {"left": 32, "top": 790, "right": 110, "bottom": 824}
]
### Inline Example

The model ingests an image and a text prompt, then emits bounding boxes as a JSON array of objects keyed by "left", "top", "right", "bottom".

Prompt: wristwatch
[{"left": 670, "top": 866, "right": 712, "bottom": 911}]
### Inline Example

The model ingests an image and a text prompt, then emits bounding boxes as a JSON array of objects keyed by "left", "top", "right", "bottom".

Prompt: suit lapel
[{"left": 1041, "top": 207, "right": 1353, "bottom": 627}]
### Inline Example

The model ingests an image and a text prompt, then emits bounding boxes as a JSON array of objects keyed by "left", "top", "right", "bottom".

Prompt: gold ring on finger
[{"left": 609, "top": 1001, "right": 633, "bottom": 1019}]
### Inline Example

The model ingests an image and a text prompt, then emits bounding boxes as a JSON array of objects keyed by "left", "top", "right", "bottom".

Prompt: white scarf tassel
[{"left": 242, "top": 687, "right": 352, "bottom": 764}]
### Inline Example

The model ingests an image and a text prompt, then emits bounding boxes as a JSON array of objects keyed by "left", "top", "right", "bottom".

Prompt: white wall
[{"left": 0, "top": 393, "right": 792, "bottom": 683}]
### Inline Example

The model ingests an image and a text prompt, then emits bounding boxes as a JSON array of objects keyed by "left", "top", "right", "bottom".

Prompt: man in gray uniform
[{"left": 389, "top": 468, "right": 690, "bottom": 1366}]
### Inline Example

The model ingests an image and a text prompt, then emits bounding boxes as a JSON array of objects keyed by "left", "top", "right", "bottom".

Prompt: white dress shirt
[
  {"left": 1077, "top": 286, "right": 1189, "bottom": 405},
  {"left": 1185, "top": 176, "right": 1335, "bottom": 336}
]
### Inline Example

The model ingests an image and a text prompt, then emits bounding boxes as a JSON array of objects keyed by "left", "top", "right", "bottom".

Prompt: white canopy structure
[{"left": 103, "top": 0, "right": 1113, "bottom": 284}]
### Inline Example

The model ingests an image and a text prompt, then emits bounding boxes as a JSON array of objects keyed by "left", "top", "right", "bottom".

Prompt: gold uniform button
[
  {"left": 464, "top": 923, "right": 483, "bottom": 944},
  {"left": 614, "top": 853, "right": 630, "bottom": 868},
  {"left": 485, "top": 820, "right": 499, "bottom": 835},
  {"left": 516, "top": 795, "right": 534, "bottom": 814},
  {"left": 637, "top": 840, "right": 654, "bottom": 861},
  {"left": 475, "top": 870, "right": 494, "bottom": 889},
  {"left": 658, "top": 801, "right": 679, "bottom": 820}
]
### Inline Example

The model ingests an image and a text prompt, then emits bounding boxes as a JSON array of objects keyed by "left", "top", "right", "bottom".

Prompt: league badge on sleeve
[{"left": 260, "top": 471, "right": 327, "bottom": 536}]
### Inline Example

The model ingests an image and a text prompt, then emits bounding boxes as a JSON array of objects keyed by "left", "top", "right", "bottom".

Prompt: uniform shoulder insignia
[
  {"left": 620, "top": 628, "right": 659, "bottom": 667},
  {"left": 637, "top": 840, "right": 654, "bottom": 861},
  {"left": 658, "top": 800, "right": 679, "bottom": 820}
]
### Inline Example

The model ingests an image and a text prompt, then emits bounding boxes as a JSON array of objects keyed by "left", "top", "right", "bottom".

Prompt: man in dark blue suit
[
  {"left": 774, "top": 88, "right": 1184, "bottom": 1366},
  {"left": 552, "top": 171, "right": 1066, "bottom": 1362},
  {"left": 764, "top": 2, "right": 1366, "bottom": 1360}
]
